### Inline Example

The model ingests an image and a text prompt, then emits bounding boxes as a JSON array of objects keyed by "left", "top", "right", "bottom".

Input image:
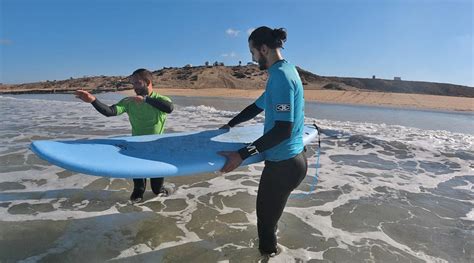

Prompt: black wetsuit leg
[
  {"left": 133, "top": 178, "right": 146, "bottom": 191},
  {"left": 256, "top": 151, "right": 308, "bottom": 254},
  {"left": 129, "top": 178, "right": 147, "bottom": 202},
  {"left": 150, "top": 177, "right": 164, "bottom": 195}
]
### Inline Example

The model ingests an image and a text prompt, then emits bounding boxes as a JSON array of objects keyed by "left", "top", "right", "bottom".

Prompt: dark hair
[
  {"left": 248, "top": 26, "right": 287, "bottom": 49},
  {"left": 131, "top": 68, "right": 153, "bottom": 85}
]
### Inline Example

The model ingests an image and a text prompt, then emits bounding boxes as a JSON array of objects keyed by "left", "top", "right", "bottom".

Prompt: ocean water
[{"left": 0, "top": 93, "right": 472, "bottom": 263}]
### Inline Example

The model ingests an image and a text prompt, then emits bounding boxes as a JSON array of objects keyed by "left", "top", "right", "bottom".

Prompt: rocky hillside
[
  {"left": 0, "top": 75, "right": 127, "bottom": 94},
  {"left": 326, "top": 76, "right": 474, "bottom": 97},
  {"left": 1, "top": 65, "right": 473, "bottom": 97}
]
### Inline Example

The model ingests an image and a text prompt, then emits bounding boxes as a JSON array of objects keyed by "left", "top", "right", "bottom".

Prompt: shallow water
[{"left": 0, "top": 94, "right": 472, "bottom": 262}]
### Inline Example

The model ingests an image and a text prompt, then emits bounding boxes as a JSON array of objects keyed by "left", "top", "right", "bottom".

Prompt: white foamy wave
[{"left": 180, "top": 105, "right": 237, "bottom": 116}]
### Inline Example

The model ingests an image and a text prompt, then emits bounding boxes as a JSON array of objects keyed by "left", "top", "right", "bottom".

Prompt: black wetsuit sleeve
[
  {"left": 228, "top": 103, "right": 263, "bottom": 127},
  {"left": 238, "top": 121, "right": 293, "bottom": 160},
  {"left": 145, "top": 96, "right": 174, "bottom": 113},
  {"left": 91, "top": 99, "right": 117, "bottom": 117}
]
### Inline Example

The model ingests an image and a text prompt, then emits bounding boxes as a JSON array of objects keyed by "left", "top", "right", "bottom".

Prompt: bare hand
[
  {"left": 219, "top": 124, "right": 231, "bottom": 130},
  {"left": 75, "top": 90, "right": 96, "bottom": 103},
  {"left": 125, "top": 96, "right": 145, "bottom": 103},
  {"left": 218, "top": 151, "right": 243, "bottom": 173}
]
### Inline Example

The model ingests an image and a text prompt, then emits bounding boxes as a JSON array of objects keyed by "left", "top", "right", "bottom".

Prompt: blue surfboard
[{"left": 30, "top": 124, "right": 318, "bottom": 178}]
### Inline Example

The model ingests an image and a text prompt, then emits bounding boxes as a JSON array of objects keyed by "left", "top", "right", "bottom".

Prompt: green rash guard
[{"left": 115, "top": 92, "right": 171, "bottom": 136}]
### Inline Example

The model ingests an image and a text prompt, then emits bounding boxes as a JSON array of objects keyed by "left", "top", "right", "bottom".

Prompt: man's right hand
[{"left": 75, "top": 90, "right": 96, "bottom": 103}]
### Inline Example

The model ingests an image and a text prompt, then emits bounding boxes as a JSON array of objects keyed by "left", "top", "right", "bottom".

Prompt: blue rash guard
[{"left": 254, "top": 60, "right": 305, "bottom": 161}]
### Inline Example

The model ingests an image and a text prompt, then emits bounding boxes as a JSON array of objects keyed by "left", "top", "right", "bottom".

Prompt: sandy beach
[{"left": 121, "top": 88, "right": 474, "bottom": 112}]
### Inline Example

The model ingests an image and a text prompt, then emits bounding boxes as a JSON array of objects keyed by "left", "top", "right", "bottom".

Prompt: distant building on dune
[{"left": 394, "top": 77, "right": 402, "bottom": 81}]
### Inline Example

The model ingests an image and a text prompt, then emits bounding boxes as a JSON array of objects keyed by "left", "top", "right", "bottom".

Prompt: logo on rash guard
[{"left": 276, "top": 104, "right": 291, "bottom": 112}]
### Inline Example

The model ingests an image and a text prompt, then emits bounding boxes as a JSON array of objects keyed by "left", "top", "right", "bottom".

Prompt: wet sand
[{"left": 121, "top": 88, "right": 474, "bottom": 112}]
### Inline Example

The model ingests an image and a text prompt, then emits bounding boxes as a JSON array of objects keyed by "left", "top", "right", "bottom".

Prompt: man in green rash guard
[{"left": 75, "top": 68, "right": 174, "bottom": 203}]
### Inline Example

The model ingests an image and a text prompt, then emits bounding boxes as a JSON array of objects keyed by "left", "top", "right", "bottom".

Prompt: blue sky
[{"left": 1, "top": 0, "right": 472, "bottom": 86}]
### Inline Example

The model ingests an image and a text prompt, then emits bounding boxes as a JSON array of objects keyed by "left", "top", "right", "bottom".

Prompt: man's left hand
[
  {"left": 219, "top": 124, "right": 231, "bottom": 130},
  {"left": 218, "top": 151, "right": 243, "bottom": 173}
]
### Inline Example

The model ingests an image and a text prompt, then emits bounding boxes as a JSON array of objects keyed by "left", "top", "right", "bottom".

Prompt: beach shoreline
[{"left": 120, "top": 88, "right": 474, "bottom": 112}]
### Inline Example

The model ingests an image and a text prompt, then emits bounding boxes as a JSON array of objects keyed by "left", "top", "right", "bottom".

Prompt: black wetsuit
[
  {"left": 228, "top": 103, "right": 308, "bottom": 254},
  {"left": 257, "top": 151, "right": 307, "bottom": 253}
]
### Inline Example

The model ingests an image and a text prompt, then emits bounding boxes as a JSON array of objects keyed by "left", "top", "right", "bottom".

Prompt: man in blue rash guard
[{"left": 218, "top": 26, "right": 307, "bottom": 256}]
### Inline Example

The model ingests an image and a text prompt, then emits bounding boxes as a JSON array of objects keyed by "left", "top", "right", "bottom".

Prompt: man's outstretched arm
[
  {"left": 221, "top": 103, "right": 263, "bottom": 129},
  {"left": 75, "top": 90, "right": 117, "bottom": 117},
  {"left": 91, "top": 99, "right": 117, "bottom": 117}
]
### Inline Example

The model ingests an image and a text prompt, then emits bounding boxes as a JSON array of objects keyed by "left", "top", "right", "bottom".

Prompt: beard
[
  {"left": 257, "top": 51, "right": 268, "bottom": 70},
  {"left": 134, "top": 87, "right": 148, "bottom": 96}
]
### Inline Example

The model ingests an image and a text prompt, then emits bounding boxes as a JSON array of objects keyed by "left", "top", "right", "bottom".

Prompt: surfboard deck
[{"left": 30, "top": 124, "right": 318, "bottom": 178}]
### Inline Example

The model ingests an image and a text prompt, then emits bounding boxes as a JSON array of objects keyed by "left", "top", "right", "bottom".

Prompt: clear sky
[{"left": 1, "top": 0, "right": 472, "bottom": 86}]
